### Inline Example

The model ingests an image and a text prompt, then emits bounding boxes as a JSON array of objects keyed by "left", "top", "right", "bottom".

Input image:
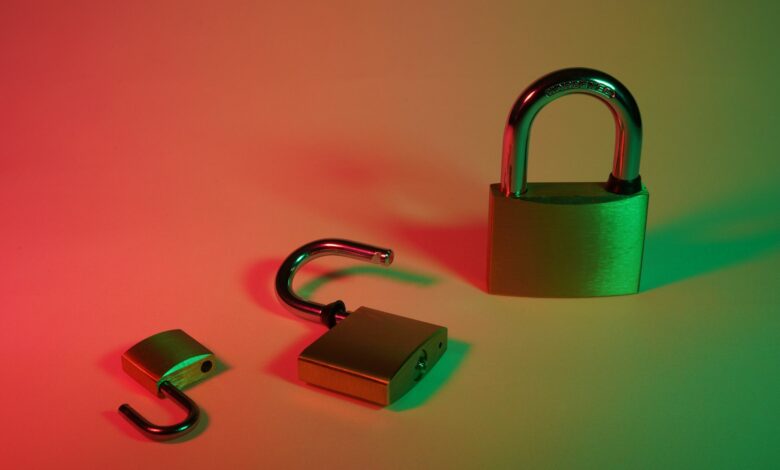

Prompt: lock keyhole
[{"left": 414, "top": 350, "right": 428, "bottom": 382}]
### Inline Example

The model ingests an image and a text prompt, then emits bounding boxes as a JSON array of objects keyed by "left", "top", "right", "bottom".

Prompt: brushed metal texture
[
  {"left": 298, "top": 307, "right": 447, "bottom": 405},
  {"left": 121, "top": 329, "right": 214, "bottom": 396},
  {"left": 487, "top": 183, "right": 648, "bottom": 297}
]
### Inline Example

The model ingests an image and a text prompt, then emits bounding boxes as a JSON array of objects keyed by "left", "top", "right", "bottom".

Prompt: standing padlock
[
  {"left": 117, "top": 329, "right": 216, "bottom": 440},
  {"left": 487, "top": 67, "right": 649, "bottom": 297},
  {"left": 275, "top": 239, "right": 448, "bottom": 406}
]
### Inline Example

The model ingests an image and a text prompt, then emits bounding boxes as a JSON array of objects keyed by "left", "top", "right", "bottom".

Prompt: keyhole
[{"left": 414, "top": 350, "right": 428, "bottom": 382}]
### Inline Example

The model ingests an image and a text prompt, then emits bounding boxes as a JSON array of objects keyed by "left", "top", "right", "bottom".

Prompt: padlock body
[
  {"left": 487, "top": 182, "right": 648, "bottom": 297},
  {"left": 298, "top": 307, "right": 447, "bottom": 405},
  {"left": 122, "top": 329, "right": 214, "bottom": 396}
]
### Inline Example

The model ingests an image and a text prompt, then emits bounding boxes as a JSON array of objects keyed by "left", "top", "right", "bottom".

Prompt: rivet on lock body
[
  {"left": 276, "top": 239, "right": 448, "bottom": 406},
  {"left": 117, "top": 329, "right": 216, "bottom": 440},
  {"left": 487, "top": 67, "right": 649, "bottom": 297}
]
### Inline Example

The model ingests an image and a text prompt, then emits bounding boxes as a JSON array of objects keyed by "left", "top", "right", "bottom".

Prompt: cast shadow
[
  {"left": 259, "top": 142, "right": 780, "bottom": 296},
  {"left": 388, "top": 339, "right": 470, "bottom": 412},
  {"left": 641, "top": 187, "right": 780, "bottom": 291},
  {"left": 244, "top": 258, "right": 379, "bottom": 407},
  {"left": 392, "top": 220, "right": 487, "bottom": 292},
  {"left": 255, "top": 142, "right": 488, "bottom": 292},
  {"left": 296, "top": 265, "right": 437, "bottom": 298},
  {"left": 245, "top": 258, "right": 465, "bottom": 409},
  {"left": 244, "top": 258, "right": 293, "bottom": 322},
  {"left": 100, "top": 341, "right": 229, "bottom": 443},
  {"left": 244, "top": 258, "right": 325, "bottom": 385}
]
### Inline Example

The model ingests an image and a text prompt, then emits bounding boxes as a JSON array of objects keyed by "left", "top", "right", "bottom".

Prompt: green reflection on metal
[
  {"left": 297, "top": 266, "right": 437, "bottom": 300},
  {"left": 160, "top": 354, "right": 212, "bottom": 385},
  {"left": 388, "top": 340, "right": 470, "bottom": 412},
  {"left": 296, "top": 264, "right": 462, "bottom": 410},
  {"left": 591, "top": 78, "right": 615, "bottom": 92}
]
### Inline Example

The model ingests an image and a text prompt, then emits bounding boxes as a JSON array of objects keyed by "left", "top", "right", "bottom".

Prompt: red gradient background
[{"left": 2, "top": 1, "right": 779, "bottom": 468}]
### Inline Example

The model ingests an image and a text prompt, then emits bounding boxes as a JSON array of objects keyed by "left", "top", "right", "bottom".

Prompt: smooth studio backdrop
[{"left": 1, "top": 1, "right": 779, "bottom": 468}]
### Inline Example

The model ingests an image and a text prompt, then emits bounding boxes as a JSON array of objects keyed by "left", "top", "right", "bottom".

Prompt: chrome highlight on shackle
[
  {"left": 119, "top": 381, "right": 200, "bottom": 440},
  {"left": 274, "top": 239, "right": 394, "bottom": 327},
  {"left": 501, "top": 67, "right": 643, "bottom": 197}
]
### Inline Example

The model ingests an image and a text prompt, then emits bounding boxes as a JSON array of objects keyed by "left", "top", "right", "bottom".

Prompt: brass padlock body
[
  {"left": 121, "top": 329, "right": 214, "bottom": 397},
  {"left": 487, "top": 182, "right": 649, "bottom": 297},
  {"left": 298, "top": 307, "right": 448, "bottom": 405}
]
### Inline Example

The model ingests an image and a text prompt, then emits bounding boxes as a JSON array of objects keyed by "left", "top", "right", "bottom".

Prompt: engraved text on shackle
[{"left": 544, "top": 79, "right": 616, "bottom": 99}]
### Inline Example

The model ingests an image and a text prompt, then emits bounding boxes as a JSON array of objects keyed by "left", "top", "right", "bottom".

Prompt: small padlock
[
  {"left": 275, "top": 239, "right": 448, "bottom": 406},
  {"left": 117, "top": 329, "right": 215, "bottom": 440},
  {"left": 487, "top": 67, "right": 649, "bottom": 297}
]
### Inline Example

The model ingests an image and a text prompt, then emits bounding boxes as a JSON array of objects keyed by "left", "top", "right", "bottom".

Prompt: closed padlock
[
  {"left": 487, "top": 68, "right": 649, "bottom": 297},
  {"left": 117, "top": 329, "right": 216, "bottom": 440},
  {"left": 276, "top": 239, "right": 448, "bottom": 406}
]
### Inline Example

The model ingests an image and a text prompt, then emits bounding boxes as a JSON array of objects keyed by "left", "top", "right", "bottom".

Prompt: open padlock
[
  {"left": 117, "top": 329, "right": 216, "bottom": 440},
  {"left": 275, "top": 239, "right": 447, "bottom": 406}
]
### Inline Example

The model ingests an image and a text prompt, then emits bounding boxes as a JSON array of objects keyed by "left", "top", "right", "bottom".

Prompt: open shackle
[
  {"left": 501, "top": 67, "right": 643, "bottom": 197},
  {"left": 275, "top": 239, "right": 394, "bottom": 328},
  {"left": 118, "top": 381, "right": 200, "bottom": 440}
]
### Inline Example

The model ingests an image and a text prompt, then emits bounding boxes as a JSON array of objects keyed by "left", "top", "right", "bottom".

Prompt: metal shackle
[
  {"left": 275, "top": 239, "right": 394, "bottom": 328},
  {"left": 118, "top": 381, "right": 200, "bottom": 440},
  {"left": 501, "top": 67, "right": 643, "bottom": 197}
]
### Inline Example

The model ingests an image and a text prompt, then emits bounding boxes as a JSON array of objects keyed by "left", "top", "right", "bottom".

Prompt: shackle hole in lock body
[{"left": 501, "top": 67, "right": 643, "bottom": 197}]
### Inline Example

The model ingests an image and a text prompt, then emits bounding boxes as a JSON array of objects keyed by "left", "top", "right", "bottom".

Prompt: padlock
[
  {"left": 275, "top": 239, "right": 448, "bottom": 406},
  {"left": 117, "top": 329, "right": 216, "bottom": 440},
  {"left": 487, "top": 67, "right": 649, "bottom": 297}
]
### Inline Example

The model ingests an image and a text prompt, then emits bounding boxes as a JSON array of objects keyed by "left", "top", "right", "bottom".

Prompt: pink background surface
[{"left": 2, "top": 1, "right": 778, "bottom": 468}]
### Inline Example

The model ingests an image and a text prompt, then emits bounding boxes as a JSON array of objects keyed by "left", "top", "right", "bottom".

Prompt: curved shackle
[
  {"left": 118, "top": 381, "right": 200, "bottom": 440},
  {"left": 275, "top": 239, "right": 394, "bottom": 328},
  {"left": 501, "top": 67, "right": 643, "bottom": 197}
]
